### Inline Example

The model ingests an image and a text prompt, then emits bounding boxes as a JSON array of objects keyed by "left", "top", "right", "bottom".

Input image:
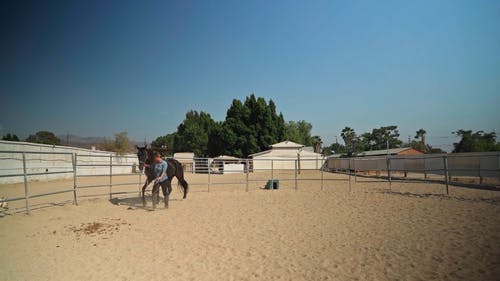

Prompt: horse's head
[{"left": 136, "top": 145, "right": 149, "bottom": 172}]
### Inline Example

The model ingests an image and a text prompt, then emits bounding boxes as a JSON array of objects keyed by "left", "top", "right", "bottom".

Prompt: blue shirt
[{"left": 154, "top": 160, "right": 168, "bottom": 183}]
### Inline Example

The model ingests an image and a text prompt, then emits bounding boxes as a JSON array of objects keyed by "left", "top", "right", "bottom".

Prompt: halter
[{"left": 139, "top": 149, "right": 151, "bottom": 167}]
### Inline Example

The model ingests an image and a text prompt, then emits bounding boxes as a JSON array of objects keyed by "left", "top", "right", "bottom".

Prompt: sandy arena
[{"left": 1, "top": 171, "right": 499, "bottom": 280}]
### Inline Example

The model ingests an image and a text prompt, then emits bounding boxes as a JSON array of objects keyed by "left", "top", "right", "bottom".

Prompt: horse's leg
[
  {"left": 162, "top": 180, "right": 172, "bottom": 209},
  {"left": 141, "top": 179, "right": 150, "bottom": 207}
]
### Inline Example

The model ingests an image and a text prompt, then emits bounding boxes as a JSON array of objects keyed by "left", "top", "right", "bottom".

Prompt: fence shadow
[{"left": 380, "top": 190, "right": 500, "bottom": 205}]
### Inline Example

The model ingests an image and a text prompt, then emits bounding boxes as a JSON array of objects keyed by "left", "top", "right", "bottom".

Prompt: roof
[
  {"left": 250, "top": 148, "right": 322, "bottom": 158},
  {"left": 356, "top": 147, "right": 417, "bottom": 157},
  {"left": 214, "top": 155, "right": 240, "bottom": 161},
  {"left": 270, "top": 140, "right": 304, "bottom": 149}
]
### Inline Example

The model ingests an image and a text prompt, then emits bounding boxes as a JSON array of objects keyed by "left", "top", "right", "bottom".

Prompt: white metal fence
[
  {"left": 2, "top": 150, "right": 499, "bottom": 214},
  {"left": 327, "top": 152, "right": 500, "bottom": 192},
  {"left": 0, "top": 152, "right": 344, "bottom": 214}
]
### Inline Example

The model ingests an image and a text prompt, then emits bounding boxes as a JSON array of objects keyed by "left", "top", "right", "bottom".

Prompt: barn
[{"left": 250, "top": 141, "right": 325, "bottom": 171}]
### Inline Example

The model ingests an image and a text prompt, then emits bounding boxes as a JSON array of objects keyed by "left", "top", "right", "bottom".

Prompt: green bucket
[{"left": 265, "top": 179, "right": 279, "bottom": 190}]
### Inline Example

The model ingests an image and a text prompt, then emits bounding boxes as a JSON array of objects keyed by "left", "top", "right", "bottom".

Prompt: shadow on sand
[{"left": 109, "top": 196, "right": 181, "bottom": 211}]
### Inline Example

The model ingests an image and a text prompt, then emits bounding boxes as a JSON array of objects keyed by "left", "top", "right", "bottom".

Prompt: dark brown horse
[{"left": 136, "top": 146, "right": 188, "bottom": 209}]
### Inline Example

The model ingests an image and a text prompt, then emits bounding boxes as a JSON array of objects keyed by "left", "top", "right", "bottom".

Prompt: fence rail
[
  {"left": 1, "top": 151, "right": 499, "bottom": 214},
  {"left": 327, "top": 152, "right": 500, "bottom": 191}
]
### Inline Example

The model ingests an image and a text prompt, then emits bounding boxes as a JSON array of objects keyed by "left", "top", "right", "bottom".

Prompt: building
[
  {"left": 249, "top": 140, "right": 325, "bottom": 170},
  {"left": 356, "top": 147, "right": 423, "bottom": 157},
  {"left": 173, "top": 152, "right": 195, "bottom": 172},
  {"left": 211, "top": 155, "right": 245, "bottom": 174}
]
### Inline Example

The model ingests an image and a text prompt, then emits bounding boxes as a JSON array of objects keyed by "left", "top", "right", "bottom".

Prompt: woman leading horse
[{"left": 136, "top": 146, "right": 189, "bottom": 209}]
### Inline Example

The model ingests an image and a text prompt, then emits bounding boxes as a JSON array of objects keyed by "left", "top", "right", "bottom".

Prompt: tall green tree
[
  {"left": 2, "top": 133, "right": 20, "bottom": 141},
  {"left": 25, "top": 131, "right": 61, "bottom": 145},
  {"left": 173, "top": 111, "right": 218, "bottom": 157},
  {"left": 340, "top": 127, "right": 359, "bottom": 154},
  {"left": 284, "top": 120, "right": 313, "bottom": 146},
  {"left": 151, "top": 133, "right": 177, "bottom": 155},
  {"left": 312, "top": 135, "right": 322, "bottom": 153},
  {"left": 452, "top": 130, "right": 499, "bottom": 152},
  {"left": 360, "top": 125, "right": 402, "bottom": 151},
  {"left": 221, "top": 95, "right": 286, "bottom": 157}
]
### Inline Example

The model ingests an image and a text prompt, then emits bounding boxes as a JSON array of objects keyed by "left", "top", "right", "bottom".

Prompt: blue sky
[{"left": 1, "top": 0, "right": 499, "bottom": 151}]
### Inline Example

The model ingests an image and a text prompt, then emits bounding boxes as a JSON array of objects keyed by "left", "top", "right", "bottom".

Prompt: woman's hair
[{"left": 154, "top": 151, "right": 162, "bottom": 158}]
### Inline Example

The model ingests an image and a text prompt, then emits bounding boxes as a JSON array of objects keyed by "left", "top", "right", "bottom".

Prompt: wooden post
[
  {"left": 22, "top": 152, "right": 30, "bottom": 214},
  {"left": 443, "top": 156, "right": 449, "bottom": 195},
  {"left": 72, "top": 153, "right": 78, "bottom": 205}
]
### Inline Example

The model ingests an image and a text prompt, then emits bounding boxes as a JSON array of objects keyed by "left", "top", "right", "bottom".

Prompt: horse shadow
[{"left": 109, "top": 195, "right": 181, "bottom": 211}]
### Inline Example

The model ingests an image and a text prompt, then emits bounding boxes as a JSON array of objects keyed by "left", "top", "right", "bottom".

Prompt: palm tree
[
  {"left": 312, "top": 135, "right": 322, "bottom": 153},
  {"left": 414, "top": 129, "right": 427, "bottom": 146}
]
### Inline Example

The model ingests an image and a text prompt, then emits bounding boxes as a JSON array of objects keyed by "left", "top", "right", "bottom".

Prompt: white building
[{"left": 250, "top": 141, "right": 325, "bottom": 171}]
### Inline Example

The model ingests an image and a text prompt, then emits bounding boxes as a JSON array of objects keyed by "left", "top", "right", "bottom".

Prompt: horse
[{"left": 136, "top": 146, "right": 189, "bottom": 209}]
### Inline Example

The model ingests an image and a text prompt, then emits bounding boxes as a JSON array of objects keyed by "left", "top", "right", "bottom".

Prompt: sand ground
[{"left": 1, "top": 171, "right": 499, "bottom": 280}]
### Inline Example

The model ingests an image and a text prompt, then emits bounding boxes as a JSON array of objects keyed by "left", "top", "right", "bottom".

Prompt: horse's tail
[{"left": 171, "top": 159, "right": 189, "bottom": 199}]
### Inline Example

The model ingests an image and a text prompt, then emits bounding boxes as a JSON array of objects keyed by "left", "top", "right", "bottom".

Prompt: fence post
[
  {"left": 245, "top": 159, "right": 249, "bottom": 192},
  {"left": 109, "top": 154, "right": 113, "bottom": 200},
  {"left": 478, "top": 158, "right": 482, "bottom": 185},
  {"left": 72, "top": 153, "right": 78, "bottom": 206},
  {"left": 294, "top": 160, "right": 298, "bottom": 191},
  {"left": 208, "top": 159, "right": 211, "bottom": 192},
  {"left": 353, "top": 158, "right": 357, "bottom": 183},
  {"left": 22, "top": 152, "right": 30, "bottom": 214},
  {"left": 138, "top": 172, "right": 142, "bottom": 197},
  {"left": 498, "top": 152, "right": 500, "bottom": 187},
  {"left": 348, "top": 158, "right": 352, "bottom": 192},
  {"left": 423, "top": 157, "right": 427, "bottom": 181},
  {"left": 271, "top": 160, "right": 274, "bottom": 191},
  {"left": 443, "top": 156, "right": 449, "bottom": 195},
  {"left": 320, "top": 162, "right": 324, "bottom": 190},
  {"left": 387, "top": 157, "right": 391, "bottom": 191}
]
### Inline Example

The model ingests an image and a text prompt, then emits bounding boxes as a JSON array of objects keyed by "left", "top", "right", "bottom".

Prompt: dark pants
[{"left": 154, "top": 180, "right": 172, "bottom": 198}]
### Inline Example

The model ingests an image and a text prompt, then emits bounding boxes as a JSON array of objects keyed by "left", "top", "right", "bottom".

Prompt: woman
[{"left": 152, "top": 152, "right": 172, "bottom": 207}]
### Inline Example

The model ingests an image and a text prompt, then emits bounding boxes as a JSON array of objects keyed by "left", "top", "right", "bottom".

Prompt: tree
[
  {"left": 221, "top": 95, "right": 286, "bottom": 157},
  {"left": 452, "top": 130, "right": 500, "bottom": 152},
  {"left": 173, "top": 111, "right": 218, "bottom": 157},
  {"left": 284, "top": 120, "right": 313, "bottom": 146},
  {"left": 312, "top": 135, "right": 322, "bottom": 153},
  {"left": 323, "top": 142, "right": 346, "bottom": 156},
  {"left": 2, "top": 133, "right": 20, "bottom": 141},
  {"left": 99, "top": 132, "right": 133, "bottom": 154},
  {"left": 151, "top": 133, "right": 177, "bottom": 155},
  {"left": 25, "top": 131, "right": 61, "bottom": 145},
  {"left": 340, "top": 127, "right": 359, "bottom": 154},
  {"left": 360, "top": 125, "right": 402, "bottom": 151},
  {"left": 415, "top": 129, "right": 427, "bottom": 145}
]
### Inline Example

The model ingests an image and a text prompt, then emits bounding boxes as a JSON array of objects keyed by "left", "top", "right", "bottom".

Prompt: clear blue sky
[{"left": 1, "top": 0, "right": 499, "bottom": 151}]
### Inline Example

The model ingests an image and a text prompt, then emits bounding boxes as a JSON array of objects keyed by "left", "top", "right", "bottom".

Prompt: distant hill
[{"left": 57, "top": 134, "right": 143, "bottom": 149}]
